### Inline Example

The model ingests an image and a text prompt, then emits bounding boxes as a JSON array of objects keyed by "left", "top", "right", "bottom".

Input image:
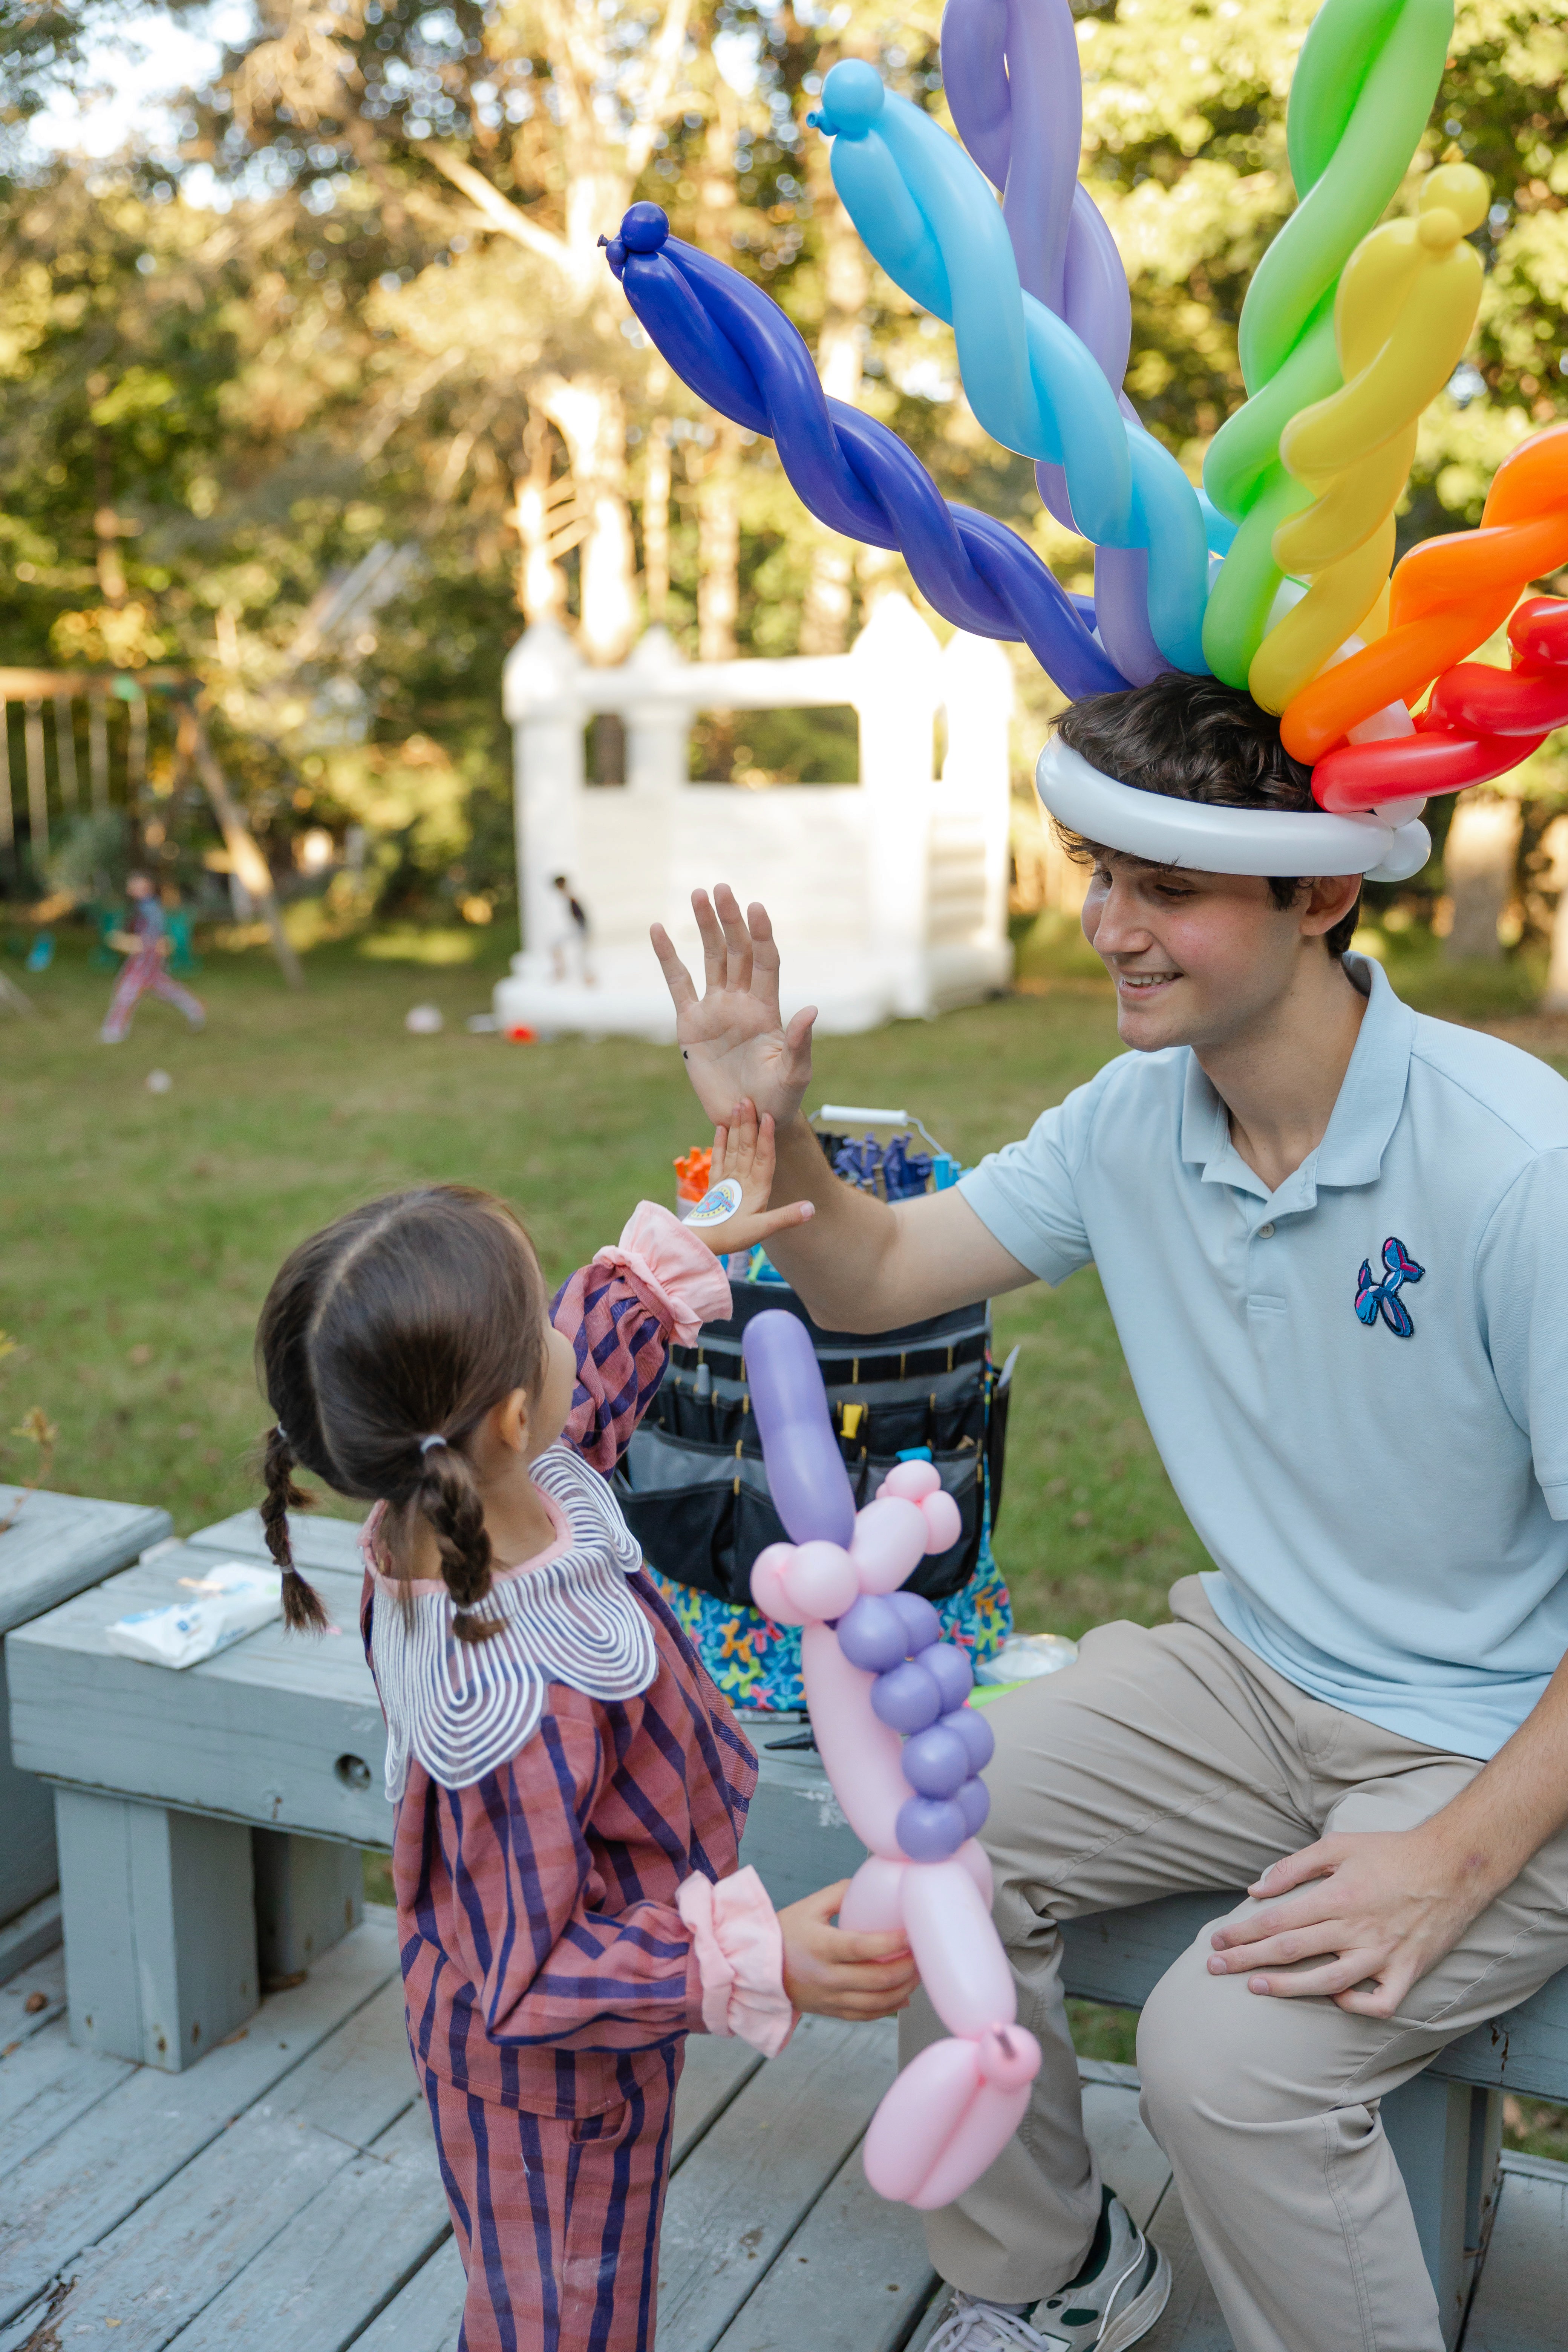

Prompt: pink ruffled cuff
[
  {"left": 675, "top": 1866, "right": 796, "bottom": 2058},
  {"left": 593, "top": 1201, "right": 732, "bottom": 1346}
]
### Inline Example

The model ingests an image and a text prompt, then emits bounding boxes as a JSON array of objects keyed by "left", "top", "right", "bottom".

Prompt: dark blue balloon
[
  {"left": 871, "top": 1658, "right": 943, "bottom": 1734},
  {"left": 621, "top": 201, "right": 668, "bottom": 253},
  {"left": 836, "top": 1594, "right": 910, "bottom": 1675},
  {"left": 925, "top": 1641, "right": 975, "bottom": 1713},
  {"left": 897, "top": 1793, "right": 968, "bottom": 1860},
  {"left": 887, "top": 1589, "right": 942, "bottom": 1656},
  {"left": 955, "top": 1775, "right": 991, "bottom": 1838},
  {"left": 609, "top": 211, "right": 1128, "bottom": 701},
  {"left": 901, "top": 1722, "right": 972, "bottom": 1800},
  {"left": 944, "top": 1703, "right": 995, "bottom": 1774}
]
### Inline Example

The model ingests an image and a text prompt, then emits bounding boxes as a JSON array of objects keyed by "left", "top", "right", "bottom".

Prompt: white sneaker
[
  {"left": 925, "top": 2295, "right": 1060, "bottom": 2350},
  {"left": 925, "top": 2192, "right": 1170, "bottom": 2352}
]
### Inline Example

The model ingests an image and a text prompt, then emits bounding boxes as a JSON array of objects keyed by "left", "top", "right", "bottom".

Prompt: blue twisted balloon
[
  {"left": 942, "top": 0, "right": 1164, "bottom": 683},
  {"left": 812, "top": 60, "right": 1209, "bottom": 677},
  {"left": 603, "top": 205, "right": 1127, "bottom": 699}
]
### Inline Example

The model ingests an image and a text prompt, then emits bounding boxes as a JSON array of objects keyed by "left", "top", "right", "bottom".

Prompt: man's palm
[{"left": 651, "top": 887, "right": 815, "bottom": 1127}]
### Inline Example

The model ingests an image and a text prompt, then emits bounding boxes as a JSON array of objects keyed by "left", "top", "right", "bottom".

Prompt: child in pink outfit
[{"left": 254, "top": 1118, "right": 916, "bottom": 2352}]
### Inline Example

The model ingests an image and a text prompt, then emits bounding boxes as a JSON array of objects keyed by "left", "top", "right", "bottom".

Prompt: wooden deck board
[
  {"left": 0, "top": 1913, "right": 399, "bottom": 2327},
  {"left": 0, "top": 2019, "right": 133, "bottom": 2174},
  {"left": 168, "top": 2103, "right": 451, "bottom": 2352},
  {"left": 343, "top": 2239, "right": 467, "bottom": 2352},
  {"left": 658, "top": 2013, "right": 897, "bottom": 2352},
  {"left": 262, "top": 1977, "right": 418, "bottom": 2150},
  {"left": 1463, "top": 2155, "right": 1568, "bottom": 2352},
  {"left": 0, "top": 1949, "right": 65, "bottom": 2053},
  {"left": 670, "top": 2034, "right": 766, "bottom": 2171},
  {"left": 0, "top": 1932, "right": 1562, "bottom": 2352},
  {"left": 707, "top": 2139, "right": 936, "bottom": 2352},
  {"left": 0, "top": 2107, "right": 355, "bottom": 2352}
]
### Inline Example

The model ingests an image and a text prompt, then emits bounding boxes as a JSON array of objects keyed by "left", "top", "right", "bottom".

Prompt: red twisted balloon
[
  {"left": 1312, "top": 596, "right": 1568, "bottom": 812},
  {"left": 1282, "top": 423, "right": 1568, "bottom": 778}
]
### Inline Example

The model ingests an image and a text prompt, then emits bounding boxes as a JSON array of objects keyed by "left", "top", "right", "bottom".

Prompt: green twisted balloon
[{"left": 1202, "top": 0, "right": 1454, "bottom": 686}]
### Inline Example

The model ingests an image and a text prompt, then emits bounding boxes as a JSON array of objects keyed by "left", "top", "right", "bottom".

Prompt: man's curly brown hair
[{"left": 1052, "top": 674, "right": 1361, "bottom": 958}]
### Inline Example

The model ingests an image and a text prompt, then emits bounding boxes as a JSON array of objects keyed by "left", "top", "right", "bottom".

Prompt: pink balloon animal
[{"left": 743, "top": 1308, "right": 1040, "bottom": 2208}]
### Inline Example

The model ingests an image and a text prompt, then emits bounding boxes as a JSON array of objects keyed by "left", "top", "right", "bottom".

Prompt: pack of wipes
[{"left": 106, "top": 1562, "right": 282, "bottom": 1669}]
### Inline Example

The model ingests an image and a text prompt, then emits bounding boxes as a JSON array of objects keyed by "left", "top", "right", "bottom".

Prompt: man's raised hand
[{"left": 650, "top": 885, "right": 816, "bottom": 1127}]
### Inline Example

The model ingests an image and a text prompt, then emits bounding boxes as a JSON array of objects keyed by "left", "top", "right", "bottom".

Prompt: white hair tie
[
  {"left": 418, "top": 1434, "right": 449, "bottom": 1457},
  {"left": 1035, "top": 737, "right": 1430, "bottom": 885}
]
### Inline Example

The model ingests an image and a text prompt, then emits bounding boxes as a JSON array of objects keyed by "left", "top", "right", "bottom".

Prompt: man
[{"left": 651, "top": 674, "right": 1568, "bottom": 2352}]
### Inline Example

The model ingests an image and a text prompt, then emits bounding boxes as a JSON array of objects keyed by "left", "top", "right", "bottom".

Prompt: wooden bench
[
  {"left": 8, "top": 1513, "right": 1566, "bottom": 2347},
  {"left": 0, "top": 1485, "right": 171, "bottom": 1978}
]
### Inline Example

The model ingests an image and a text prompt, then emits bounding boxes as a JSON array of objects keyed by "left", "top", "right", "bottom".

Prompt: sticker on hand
[{"left": 684, "top": 1178, "right": 744, "bottom": 1230}]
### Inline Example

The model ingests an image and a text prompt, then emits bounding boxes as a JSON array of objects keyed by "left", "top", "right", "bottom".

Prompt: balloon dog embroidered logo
[{"left": 1355, "top": 1237, "right": 1425, "bottom": 1338}]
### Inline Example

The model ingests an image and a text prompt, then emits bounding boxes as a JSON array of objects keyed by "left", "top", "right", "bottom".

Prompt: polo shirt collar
[{"left": 1179, "top": 956, "right": 1415, "bottom": 1201}]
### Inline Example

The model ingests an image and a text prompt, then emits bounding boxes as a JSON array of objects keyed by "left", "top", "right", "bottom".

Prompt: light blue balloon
[{"left": 817, "top": 60, "right": 1209, "bottom": 674}]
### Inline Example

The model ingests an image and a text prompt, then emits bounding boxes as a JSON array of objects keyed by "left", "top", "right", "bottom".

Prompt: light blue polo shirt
[{"left": 961, "top": 957, "right": 1568, "bottom": 1759}]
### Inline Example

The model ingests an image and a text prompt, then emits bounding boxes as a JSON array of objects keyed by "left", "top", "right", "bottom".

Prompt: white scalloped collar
[{"left": 369, "top": 1444, "right": 658, "bottom": 1800}]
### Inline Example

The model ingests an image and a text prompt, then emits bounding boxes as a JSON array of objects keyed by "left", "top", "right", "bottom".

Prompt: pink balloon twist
[{"left": 743, "top": 1309, "right": 1041, "bottom": 2208}]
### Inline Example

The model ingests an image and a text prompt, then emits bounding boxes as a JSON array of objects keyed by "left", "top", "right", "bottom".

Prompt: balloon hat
[{"left": 604, "top": 0, "right": 1568, "bottom": 877}]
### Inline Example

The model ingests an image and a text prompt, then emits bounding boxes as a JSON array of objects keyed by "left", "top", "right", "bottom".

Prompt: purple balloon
[
  {"left": 944, "top": 0, "right": 1170, "bottom": 677},
  {"left": 944, "top": 1703, "right": 995, "bottom": 1775},
  {"left": 901, "top": 1722, "right": 972, "bottom": 1801},
  {"left": 1091, "top": 541, "right": 1176, "bottom": 689},
  {"left": 897, "top": 1793, "right": 968, "bottom": 1861},
  {"left": 956, "top": 1775, "right": 991, "bottom": 1838},
  {"left": 887, "top": 1590, "right": 942, "bottom": 1655},
  {"left": 742, "top": 1311, "right": 856, "bottom": 1548},
  {"left": 836, "top": 1594, "right": 910, "bottom": 1675},
  {"left": 871, "top": 1658, "right": 943, "bottom": 1735},
  {"left": 925, "top": 1642, "right": 975, "bottom": 1713}
]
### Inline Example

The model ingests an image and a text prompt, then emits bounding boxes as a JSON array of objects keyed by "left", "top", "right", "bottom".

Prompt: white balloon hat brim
[{"left": 1035, "top": 738, "right": 1432, "bottom": 885}]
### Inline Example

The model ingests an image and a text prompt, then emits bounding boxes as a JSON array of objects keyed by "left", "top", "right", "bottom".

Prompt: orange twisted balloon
[{"left": 1282, "top": 422, "right": 1568, "bottom": 765}]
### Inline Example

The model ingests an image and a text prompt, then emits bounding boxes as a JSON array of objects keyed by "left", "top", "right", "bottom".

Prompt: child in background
[
  {"left": 254, "top": 1114, "right": 917, "bottom": 2352},
  {"left": 100, "top": 871, "right": 205, "bottom": 1044}
]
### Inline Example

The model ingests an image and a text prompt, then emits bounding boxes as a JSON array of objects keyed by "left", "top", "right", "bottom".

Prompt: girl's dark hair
[
  {"left": 256, "top": 1186, "right": 551, "bottom": 1642},
  {"left": 1054, "top": 673, "right": 1361, "bottom": 957}
]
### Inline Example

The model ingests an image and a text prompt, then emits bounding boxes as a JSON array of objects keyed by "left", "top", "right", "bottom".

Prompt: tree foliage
[{"left": 0, "top": 0, "right": 1560, "bottom": 912}]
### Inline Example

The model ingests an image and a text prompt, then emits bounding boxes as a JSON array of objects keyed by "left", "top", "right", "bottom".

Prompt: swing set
[{"left": 0, "top": 666, "right": 301, "bottom": 989}]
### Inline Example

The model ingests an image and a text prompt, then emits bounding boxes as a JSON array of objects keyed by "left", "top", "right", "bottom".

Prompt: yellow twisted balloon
[{"left": 1249, "top": 163, "right": 1488, "bottom": 715}]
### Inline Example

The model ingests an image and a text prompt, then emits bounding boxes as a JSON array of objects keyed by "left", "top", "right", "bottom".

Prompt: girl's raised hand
[{"left": 692, "top": 1098, "right": 815, "bottom": 1257}]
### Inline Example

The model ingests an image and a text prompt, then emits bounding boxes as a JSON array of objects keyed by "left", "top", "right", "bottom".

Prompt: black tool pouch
[{"left": 614, "top": 1280, "right": 1012, "bottom": 1608}]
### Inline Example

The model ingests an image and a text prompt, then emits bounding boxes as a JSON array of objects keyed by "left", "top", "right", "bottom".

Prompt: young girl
[{"left": 254, "top": 1114, "right": 917, "bottom": 2352}]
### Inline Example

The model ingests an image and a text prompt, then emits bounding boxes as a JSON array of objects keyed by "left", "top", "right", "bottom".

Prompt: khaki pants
[{"left": 903, "top": 1580, "right": 1568, "bottom": 2352}]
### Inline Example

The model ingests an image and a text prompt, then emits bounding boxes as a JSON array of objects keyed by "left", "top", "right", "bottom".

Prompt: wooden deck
[{"left": 0, "top": 1911, "right": 1560, "bottom": 2352}]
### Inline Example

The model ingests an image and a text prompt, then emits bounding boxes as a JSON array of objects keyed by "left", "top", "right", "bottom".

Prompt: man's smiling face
[{"left": 1080, "top": 853, "right": 1361, "bottom": 1054}]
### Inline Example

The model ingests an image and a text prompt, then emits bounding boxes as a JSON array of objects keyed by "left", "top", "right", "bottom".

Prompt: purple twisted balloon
[
  {"left": 942, "top": 0, "right": 1170, "bottom": 684},
  {"left": 605, "top": 205, "right": 1126, "bottom": 700},
  {"left": 742, "top": 1309, "right": 990, "bottom": 1861}
]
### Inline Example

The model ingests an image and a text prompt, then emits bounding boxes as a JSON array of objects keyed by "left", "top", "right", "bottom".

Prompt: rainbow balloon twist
[
  {"left": 1252, "top": 164, "right": 1489, "bottom": 715},
  {"left": 604, "top": 0, "right": 1568, "bottom": 862},
  {"left": 1201, "top": 0, "right": 1455, "bottom": 687},
  {"left": 812, "top": 58, "right": 1210, "bottom": 677},
  {"left": 743, "top": 1309, "right": 1041, "bottom": 2210}
]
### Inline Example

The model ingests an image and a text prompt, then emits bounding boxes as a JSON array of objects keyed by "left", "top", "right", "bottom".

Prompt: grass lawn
[{"left": 5, "top": 925, "right": 1567, "bottom": 2157}]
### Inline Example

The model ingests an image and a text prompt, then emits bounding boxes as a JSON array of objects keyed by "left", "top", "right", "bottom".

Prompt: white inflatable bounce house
[{"left": 491, "top": 593, "right": 1014, "bottom": 1041}]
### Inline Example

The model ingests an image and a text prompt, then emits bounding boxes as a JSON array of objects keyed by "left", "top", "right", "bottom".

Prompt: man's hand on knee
[{"left": 1204, "top": 1824, "right": 1504, "bottom": 2017}]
